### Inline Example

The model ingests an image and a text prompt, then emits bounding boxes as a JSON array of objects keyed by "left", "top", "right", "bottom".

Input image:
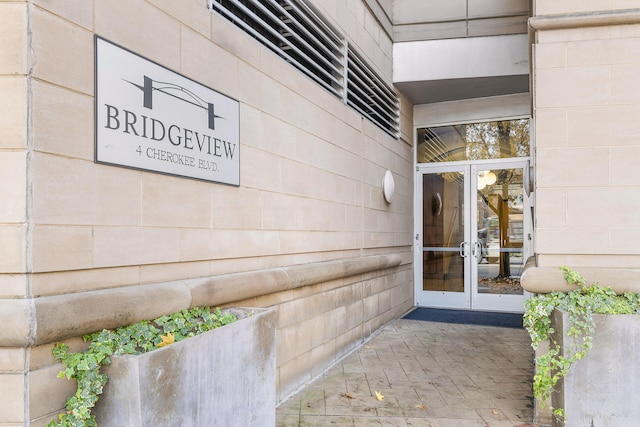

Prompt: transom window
[{"left": 417, "top": 119, "right": 530, "bottom": 163}]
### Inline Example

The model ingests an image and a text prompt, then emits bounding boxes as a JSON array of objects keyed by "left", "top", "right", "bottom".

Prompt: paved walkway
[{"left": 276, "top": 317, "right": 536, "bottom": 427}]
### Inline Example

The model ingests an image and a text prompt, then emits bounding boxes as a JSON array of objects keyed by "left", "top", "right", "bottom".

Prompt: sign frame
[{"left": 94, "top": 36, "right": 240, "bottom": 186}]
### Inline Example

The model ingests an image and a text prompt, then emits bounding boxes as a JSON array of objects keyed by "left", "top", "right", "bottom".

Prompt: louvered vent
[
  {"left": 208, "top": 0, "right": 400, "bottom": 139},
  {"left": 347, "top": 47, "right": 400, "bottom": 138}
]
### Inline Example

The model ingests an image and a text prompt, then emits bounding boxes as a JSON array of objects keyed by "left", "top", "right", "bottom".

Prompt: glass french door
[{"left": 415, "top": 160, "right": 531, "bottom": 312}]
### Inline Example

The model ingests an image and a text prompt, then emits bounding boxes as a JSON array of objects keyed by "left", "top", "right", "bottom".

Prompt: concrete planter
[
  {"left": 93, "top": 307, "right": 276, "bottom": 427},
  {"left": 551, "top": 309, "right": 640, "bottom": 427}
]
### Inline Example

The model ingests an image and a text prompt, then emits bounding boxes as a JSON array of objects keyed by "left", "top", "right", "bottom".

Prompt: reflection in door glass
[
  {"left": 476, "top": 168, "right": 524, "bottom": 295},
  {"left": 422, "top": 172, "right": 465, "bottom": 293}
]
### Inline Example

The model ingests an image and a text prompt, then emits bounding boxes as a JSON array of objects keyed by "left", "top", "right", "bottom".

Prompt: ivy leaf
[{"left": 157, "top": 332, "right": 175, "bottom": 347}]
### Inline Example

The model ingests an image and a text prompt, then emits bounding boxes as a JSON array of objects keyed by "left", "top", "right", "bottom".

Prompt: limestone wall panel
[
  {"left": 31, "top": 80, "right": 93, "bottom": 160},
  {"left": 94, "top": 0, "right": 181, "bottom": 72},
  {"left": 611, "top": 146, "right": 640, "bottom": 185},
  {"left": 0, "top": 3, "right": 27, "bottom": 75},
  {"left": 0, "top": 347, "right": 26, "bottom": 371},
  {"left": 180, "top": 25, "right": 240, "bottom": 98},
  {"left": 34, "top": 0, "right": 94, "bottom": 31},
  {"left": 568, "top": 187, "right": 640, "bottom": 227},
  {"left": 139, "top": 261, "right": 211, "bottom": 286},
  {"left": 210, "top": 12, "right": 261, "bottom": 69},
  {"left": 533, "top": 42, "right": 566, "bottom": 69},
  {"left": 0, "top": 373, "right": 24, "bottom": 424},
  {"left": 256, "top": 193, "right": 296, "bottom": 231},
  {"left": 208, "top": 186, "right": 262, "bottom": 229},
  {"left": 141, "top": 173, "right": 212, "bottom": 228},
  {"left": 535, "top": 0, "right": 636, "bottom": 15},
  {"left": 241, "top": 107, "right": 299, "bottom": 158},
  {"left": 537, "top": 26, "right": 610, "bottom": 44},
  {"left": 32, "top": 153, "right": 142, "bottom": 226},
  {"left": 0, "top": 279, "right": 22, "bottom": 307},
  {"left": 562, "top": 254, "right": 640, "bottom": 269},
  {"left": 30, "top": 266, "right": 140, "bottom": 297},
  {"left": 536, "top": 147, "right": 609, "bottom": 188},
  {"left": 28, "top": 364, "right": 76, "bottom": 422},
  {"left": 92, "top": 226, "right": 180, "bottom": 268},
  {"left": 610, "top": 21, "right": 640, "bottom": 38},
  {"left": 148, "top": 0, "right": 211, "bottom": 36},
  {"left": 0, "top": 225, "right": 26, "bottom": 273},
  {"left": 231, "top": 229, "right": 281, "bottom": 257},
  {"left": 533, "top": 188, "right": 567, "bottom": 228},
  {"left": 536, "top": 227, "right": 609, "bottom": 255},
  {"left": 535, "top": 66, "right": 610, "bottom": 108},
  {"left": 0, "top": 152, "right": 27, "bottom": 223},
  {"left": 179, "top": 228, "right": 239, "bottom": 261},
  {"left": 309, "top": 339, "right": 337, "bottom": 378},
  {"left": 611, "top": 63, "right": 640, "bottom": 104},
  {"left": 279, "top": 230, "right": 359, "bottom": 254},
  {"left": 31, "top": 225, "right": 93, "bottom": 272},
  {"left": 0, "top": 77, "right": 27, "bottom": 149},
  {"left": 610, "top": 228, "right": 640, "bottom": 254},
  {"left": 32, "top": 7, "right": 93, "bottom": 95},
  {"left": 241, "top": 146, "right": 283, "bottom": 191}
]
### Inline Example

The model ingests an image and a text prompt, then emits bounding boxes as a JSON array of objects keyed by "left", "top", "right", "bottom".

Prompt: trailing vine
[
  {"left": 48, "top": 307, "right": 238, "bottom": 427},
  {"left": 523, "top": 267, "right": 640, "bottom": 422}
]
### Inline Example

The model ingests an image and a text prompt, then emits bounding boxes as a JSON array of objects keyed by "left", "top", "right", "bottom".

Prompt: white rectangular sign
[{"left": 95, "top": 36, "right": 240, "bottom": 185}]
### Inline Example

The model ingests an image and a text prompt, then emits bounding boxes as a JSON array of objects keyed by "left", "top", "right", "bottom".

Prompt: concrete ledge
[
  {"left": 529, "top": 8, "right": 640, "bottom": 31},
  {"left": 521, "top": 256, "right": 640, "bottom": 294},
  {"left": 34, "top": 283, "right": 192, "bottom": 346},
  {"left": 0, "top": 254, "right": 403, "bottom": 347},
  {"left": 188, "top": 254, "right": 403, "bottom": 307}
]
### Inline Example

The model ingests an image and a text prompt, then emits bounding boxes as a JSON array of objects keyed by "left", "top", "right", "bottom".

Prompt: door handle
[
  {"left": 459, "top": 242, "right": 468, "bottom": 258},
  {"left": 472, "top": 241, "right": 482, "bottom": 261}
]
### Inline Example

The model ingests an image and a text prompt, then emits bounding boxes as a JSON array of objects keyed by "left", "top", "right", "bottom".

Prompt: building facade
[{"left": 2, "top": 0, "right": 640, "bottom": 425}]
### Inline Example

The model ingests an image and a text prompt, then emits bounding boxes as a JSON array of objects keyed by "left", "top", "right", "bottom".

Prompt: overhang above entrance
[{"left": 393, "top": 34, "right": 529, "bottom": 104}]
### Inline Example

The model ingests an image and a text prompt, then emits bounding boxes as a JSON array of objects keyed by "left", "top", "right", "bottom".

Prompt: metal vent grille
[
  {"left": 347, "top": 47, "right": 400, "bottom": 138},
  {"left": 208, "top": 0, "right": 399, "bottom": 138}
]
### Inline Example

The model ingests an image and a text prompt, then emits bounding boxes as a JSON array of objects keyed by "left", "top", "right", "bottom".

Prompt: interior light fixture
[{"left": 485, "top": 171, "right": 497, "bottom": 185}]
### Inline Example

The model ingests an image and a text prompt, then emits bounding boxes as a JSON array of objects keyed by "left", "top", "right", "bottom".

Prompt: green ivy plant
[
  {"left": 48, "top": 307, "right": 238, "bottom": 427},
  {"left": 523, "top": 266, "right": 640, "bottom": 422}
]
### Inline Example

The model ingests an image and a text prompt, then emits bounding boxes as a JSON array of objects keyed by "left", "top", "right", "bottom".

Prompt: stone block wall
[
  {"left": 0, "top": 1, "right": 414, "bottom": 425},
  {"left": 531, "top": 4, "right": 640, "bottom": 272}
]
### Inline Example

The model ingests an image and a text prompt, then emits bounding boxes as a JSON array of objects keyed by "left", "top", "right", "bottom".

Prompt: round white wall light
[{"left": 382, "top": 170, "right": 395, "bottom": 203}]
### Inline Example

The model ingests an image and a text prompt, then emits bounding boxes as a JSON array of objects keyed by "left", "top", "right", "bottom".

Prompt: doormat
[{"left": 403, "top": 307, "right": 523, "bottom": 329}]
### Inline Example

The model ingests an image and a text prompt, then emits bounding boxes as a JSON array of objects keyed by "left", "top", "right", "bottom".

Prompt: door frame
[{"left": 414, "top": 158, "right": 533, "bottom": 313}]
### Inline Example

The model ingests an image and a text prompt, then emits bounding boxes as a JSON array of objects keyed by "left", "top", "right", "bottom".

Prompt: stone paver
[{"left": 276, "top": 318, "right": 537, "bottom": 427}]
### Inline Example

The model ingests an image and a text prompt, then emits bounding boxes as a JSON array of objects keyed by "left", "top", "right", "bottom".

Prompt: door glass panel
[
  {"left": 475, "top": 168, "right": 524, "bottom": 295},
  {"left": 422, "top": 171, "right": 465, "bottom": 293},
  {"left": 417, "top": 119, "right": 530, "bottom": 163}
]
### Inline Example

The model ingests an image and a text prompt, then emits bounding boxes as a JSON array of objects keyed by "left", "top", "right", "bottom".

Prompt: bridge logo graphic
[{"left": 125, "top": 76, "right": 223, "bottom": 130}]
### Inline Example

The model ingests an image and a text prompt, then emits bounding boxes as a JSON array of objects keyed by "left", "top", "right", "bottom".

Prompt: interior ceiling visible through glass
[{"left": 417, "top": 119, "right": 530, "bottom": 163}]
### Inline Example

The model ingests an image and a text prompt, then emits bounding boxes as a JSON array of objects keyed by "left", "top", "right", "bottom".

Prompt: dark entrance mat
[{"left": 403, "top": 307, "right": 524, "bottom": 329}]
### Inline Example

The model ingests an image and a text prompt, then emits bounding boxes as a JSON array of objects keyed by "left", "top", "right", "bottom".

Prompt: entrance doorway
[{"left": 414, "top": 119, "right": 532, "bottom": 313}]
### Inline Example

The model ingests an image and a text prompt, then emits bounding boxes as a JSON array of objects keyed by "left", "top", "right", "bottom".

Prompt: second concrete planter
[{"left": 551, "top": 309, "right": 640, "bottom": 427}]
